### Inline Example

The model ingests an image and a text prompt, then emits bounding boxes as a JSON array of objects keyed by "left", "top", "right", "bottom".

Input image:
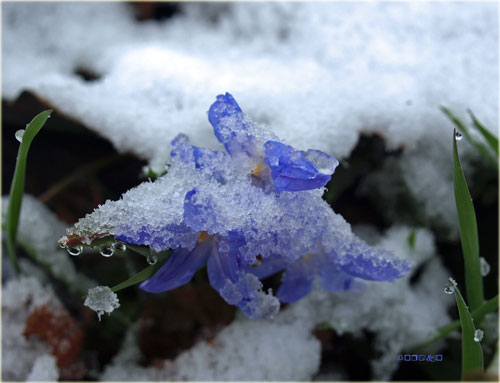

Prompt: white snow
[
  {"left": 26, "top": 355, "right": 59, "bottom": 382},
  {"left": 1, "top": 277, "right": 61, "bottom": 381},
  {"left": 2, "top": 2, "right": 497, "bottom": 233}
]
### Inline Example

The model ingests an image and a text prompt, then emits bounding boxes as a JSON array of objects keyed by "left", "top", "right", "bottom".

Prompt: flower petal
[
  {"left": 338, "top": 238, "right": 411, "bottom": 282},
  {"left": 208, "top": 93, "right": 256, "bottom": 156},
  {"left": 276, "top": 257, "right": 315, "bottom": 303},
  {"left": 263, "top": 141, "right": 338, "bottom": 193},
  {"left": 207, "top": 238, "right": 279, "bottom": 319},
  {"left": 139, "top": 239, "right": 213, "bottom": 293}
]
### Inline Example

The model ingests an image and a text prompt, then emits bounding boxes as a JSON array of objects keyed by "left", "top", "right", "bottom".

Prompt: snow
[
  {"left": 2, "top": 2, "right": 497, "bottom": 233},
  {"left": 84, "top": 286, "right": 120, "bottom": 321},
  {"left": 1, "top": 277, "right": 60, "bottom": 381},
  {"left": 26, "top": 355, "right": 59, "bottom": 382}
]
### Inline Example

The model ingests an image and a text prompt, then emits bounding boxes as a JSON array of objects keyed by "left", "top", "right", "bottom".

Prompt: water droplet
[
  {"left": 112, "top": 241, "right": 127, "bottom": 252},
  {"left": 474, "top": 329, "right": 484, "bottom": 342},
  {"left": 455, "top": 131, "right": 463, "bottom": 141},
  {"left": 480, "top": 257, "right": 490, "bottom": 277},
  {"left": 67, "top": 245, "right": 83, "bottom": 256},
  {"left": 147, "top": 254, "right": 157, "bottom": 265},
  {"left": 15, "top": 129, "right": 25, "bottom": 143},
  {"left": 444, "top": 277, "right": 457, "bottom": 294},
  {"left": 100, "top": 246, "right": 114, "bottom": 257},
  {"left": 444, "top": 284, "right": 455, "bottom": 294}
]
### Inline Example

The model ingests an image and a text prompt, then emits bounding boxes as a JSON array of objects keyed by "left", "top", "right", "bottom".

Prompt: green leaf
[
  {"left": 454, "top": 283, "right": 483, "bottom": 379},
  {"left": 411, "top": 294, "right": 498, "bottom": 350},
  {"left": 407, "top": 230, "right": 417, "bottom": 250},
  {"left": 468, "top": 109, "right": 499, "bottom": 157},
  {"left": 442, "top": 106, "right": 497, "bottom": 167},
  {"left": 453, "top": 128, "right": 484, "bottom": 311},
  {"left": 5, "top": 110, "right": 52, "bottom": 273},
  {"left": 110, "top": 250, "right": 170, "bottom": 293}
]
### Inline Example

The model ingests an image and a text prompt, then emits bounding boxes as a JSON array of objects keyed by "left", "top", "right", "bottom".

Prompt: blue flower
[
  {"left": 63, "top": 92, "right": 411, "bottom": 319},
  {"left": 208, "top": 92, "right": 339, "bottom": 194}
]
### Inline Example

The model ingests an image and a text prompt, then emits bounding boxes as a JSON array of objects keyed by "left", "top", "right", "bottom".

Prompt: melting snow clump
[{"left": 84, "top": 286, "right": 120, "bottom": 320}]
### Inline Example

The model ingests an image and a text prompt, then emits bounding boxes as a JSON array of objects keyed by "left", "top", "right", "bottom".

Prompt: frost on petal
[
  {"left": 140, "top": 239, "right": 214, "bottom": 293},
  {"left": 183, "top": 189, "right": 218, "bottom": 232},
  {"left": 84, "top": 286, "right": 120, "bottom": 321},
  {"left": 208, "top": 92, "right": 257, "bottom": 157},
  {"left": 337, "top": 238, "right": 411, "bottom": 282}
]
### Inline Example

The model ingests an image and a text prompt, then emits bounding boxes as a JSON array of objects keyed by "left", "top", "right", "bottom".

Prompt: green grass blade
[
  {"left": 454, "top": 283, "right": 483, "bottom": 379},
  {"left": 442, "top": 107, "right": 497, "bottom": 167},
  {"left": 110, "top": 251, "right": 170, "bottom": 293},
  {"left": 467, "top": 109, "right": 499, "bottom": 157},
  {"left": 5, "top": 110, "right": 52, "bottom": 273},
  {"left": 411, "top": 294, "right": 498, "bottom": 350},
  {"left": 453, "top": 128, "right": 484, "bottom": 311}
]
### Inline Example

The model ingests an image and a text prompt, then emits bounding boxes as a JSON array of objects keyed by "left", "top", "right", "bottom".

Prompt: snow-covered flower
[{"left": 61, "top": 93, "right": 411, "bottom": 319}]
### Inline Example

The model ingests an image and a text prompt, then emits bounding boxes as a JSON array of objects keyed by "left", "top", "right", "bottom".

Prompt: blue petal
[
  {"left": 170, "top": 134, "right": 195, "bottom": 164},
  {"left": 207, "top": 239, "right": 279, "bottom": 319},
  {"left": 139, "top": 239, "right": 213, "bottom": 293},
  {"left": 207, "top": 93, "right": 255, "bottom": 156},
  {"left": 338, "top": 239, "right": 412, "bottom": 282},
  {"left": 244, "top": 255, "right": 285, "bottom": 279},
  {"left": 316, "top": 253, "right": 359, "bottom": 291},
  {"left": 263, "top": 141, "right": 338, "bottom": 193},
  {"left": 206, "top": 239, "right": 240, "bottom": 292},
  {"left": 171, "top": 134, "right": 227, "bottom": 183},
  {"left": 276, "top": 257, "right": 315, "bottom": 303}
]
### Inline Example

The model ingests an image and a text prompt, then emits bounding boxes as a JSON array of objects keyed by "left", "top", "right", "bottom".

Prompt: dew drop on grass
[
  {"left": 147, "top": 253, "right": 157, "bottom": 265},
  {"left": 473, "top": 329, "right": 484, "bottom": 342},
  {"left": 455, "top": 131, "right": 463, "bottom": 141},
  {"left": 480, "top": 257, "right": 490, "bottom": 277},
  {"left": 444, "top": 277, "right": 457, "bottom": 294},
  {"left": 67, "top": 245, "right": 83, "bottom": 256},
  {"left": 443, "top": 284, "right": 455, "bottom": 294},
  {"left": 15, "top": 129, "right": 25, "bottom": 142},
  {"left": 112, "top": 241, "right": 127, "bottom": 252},
  {"left": 100, "top": 246, "right": 114, "bottom": 257}
]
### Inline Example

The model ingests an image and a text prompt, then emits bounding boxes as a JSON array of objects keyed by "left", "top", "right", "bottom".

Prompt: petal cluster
[{"left": 63, "top": 93, "right": 410, "bottom": 319}]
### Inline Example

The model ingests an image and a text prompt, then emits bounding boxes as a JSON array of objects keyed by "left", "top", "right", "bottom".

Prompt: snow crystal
[
  {"left": 84, "top": 285, "right": 120, "bottom": 321},
  {"left": 1, "top": 277, "right": 61, "bottom": 381},
  {"left": 2, "top": 2, "right": 497, "bottom": 234},
  {"left": 1, "top": 194, "right": 95, "bottom": 292}
]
